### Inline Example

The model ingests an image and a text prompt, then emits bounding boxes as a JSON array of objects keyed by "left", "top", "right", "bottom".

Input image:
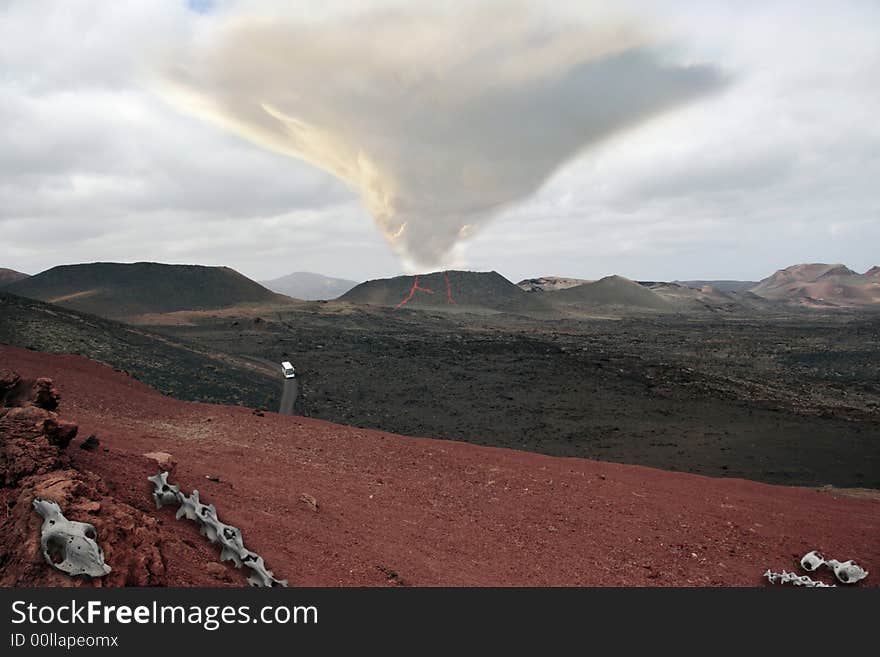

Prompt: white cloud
[
  {"left": 160, "top": 3, "right": 723, "bottom": 268},
  {"left": 465, "top": 0, "right": 880, "bottom": 280},
  {"left": 0, "top": 0, "right": 878, "bottom": 283}
]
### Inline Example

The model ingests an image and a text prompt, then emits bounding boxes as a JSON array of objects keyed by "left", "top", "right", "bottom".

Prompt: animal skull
[{"left": 32, "top": 499, "right": 111, "bottom": 578}]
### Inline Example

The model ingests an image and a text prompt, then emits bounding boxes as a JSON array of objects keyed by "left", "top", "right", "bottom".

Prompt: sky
[{"left": 1, "top": 0, "right": 878, "bottom": 284}]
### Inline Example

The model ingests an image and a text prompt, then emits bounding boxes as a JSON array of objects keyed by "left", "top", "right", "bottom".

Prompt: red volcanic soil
[{"left": 2, "top": 344, "right": 877, "bottom": 587}]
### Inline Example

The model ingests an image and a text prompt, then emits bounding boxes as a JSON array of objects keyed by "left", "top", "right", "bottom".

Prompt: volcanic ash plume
[{"left": 161, "top": 5, "right": 724, "bottom": 268}]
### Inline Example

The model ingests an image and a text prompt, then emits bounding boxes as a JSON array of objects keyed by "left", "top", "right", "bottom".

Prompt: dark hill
[
  {"left": 0, "top": 292, "right": 276, "bottom": 406},
  {"left": 549, "top": 275, "right": 673, "bottom": 311},
  {"left": 0, "top": 268, "right": 29, "bottom": 287},
  {"left": 5, "top": 262, "right": 285, "bottom": 318},
  {"left": 340, "top": 270, "right": 552, "bottom": 313}
]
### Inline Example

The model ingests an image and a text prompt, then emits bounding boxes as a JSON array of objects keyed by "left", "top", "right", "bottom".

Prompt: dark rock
[
  {"left": 31, "top": 378, "right": 60, "bottom": 411},
  {"left": 42, "top": 417, "right": 78, "bottom": 448},
  {"left": 3, "top": 405, "right": 54, "bottom": 424},
  {"left": 0, "top": 368, "right": 21, "bottom": 398},
  {"left": 79, "top": 435, "right": 100, "bottom": 450},
  {"left": 1, "top": 374, "right": 60, "bottom": 411}
]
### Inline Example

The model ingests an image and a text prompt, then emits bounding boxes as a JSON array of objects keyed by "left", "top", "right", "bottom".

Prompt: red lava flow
[
  {"left": 444, "top": 271, "right": 457, "bottom": 305},
  {"left": 1, "top": 344, "right": 877, "bottom": 587},
  {"left": 394, "top": 275, "right": 434, "bottom": 309}
]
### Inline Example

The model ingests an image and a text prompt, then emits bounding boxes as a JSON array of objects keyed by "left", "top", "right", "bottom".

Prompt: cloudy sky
[{"left": 2, "top": 0, "right": 878, "bottom": 284}]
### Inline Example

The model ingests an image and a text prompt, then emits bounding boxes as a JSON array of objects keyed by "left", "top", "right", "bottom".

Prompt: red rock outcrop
[{"left": 0, "top": 369, "right": 165, "bottom": 587}]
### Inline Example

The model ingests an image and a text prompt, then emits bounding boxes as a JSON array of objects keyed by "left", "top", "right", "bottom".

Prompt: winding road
[
  {"left": 279, "top": 377, "right": 298, "bottom": 416},
  {"left": 235, "top": 354, "right": 299, "bottom": 415}
]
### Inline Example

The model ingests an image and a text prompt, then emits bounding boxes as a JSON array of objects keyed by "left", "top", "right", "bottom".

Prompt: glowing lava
[
  {"left": 444, "top": 271, "right": 457, "bottom": 305},
  {"left": 395, "top": 275, "right": 434, "bottom": 309},
  {"left": 395, "top": 272, "right": 459, "bottom": 309}
]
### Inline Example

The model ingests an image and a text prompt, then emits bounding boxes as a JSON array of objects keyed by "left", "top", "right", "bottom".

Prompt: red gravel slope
[{"left": 2, "top": 344, "right": 877, "bottom": 587}]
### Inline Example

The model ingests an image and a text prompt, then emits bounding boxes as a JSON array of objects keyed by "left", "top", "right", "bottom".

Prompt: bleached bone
[
  {"left": 147, "top": 472, "right": 182, "bottom": 509},
  {"left": 175, "top": 490, "right": 212, "bottom": 522},
  {"left": 826, "top": 559, "right": 868, "bottom": 585},
  {"left": 240, "top": 551, "right": 288, "bottom": 588},
  {"left": 798, "top": 550, "right": 868, "bottom": 585},
  {"left": 764, "top": 569, "right": 834, "bottom": 588},
  {"left": 148, "top": 471, "right": 286, "bottom": 587},
  {"left": 215, "top": 522, "right": 246, "bottom": 567},
  {"left": 800, "top": 550, "right": 825, "bottom": 573},
  {"left": 32, "top": 498, "right": 111, "bottom": 578},
  {"left": 198, "top": 509, "right": 222, "bottom": 543}
]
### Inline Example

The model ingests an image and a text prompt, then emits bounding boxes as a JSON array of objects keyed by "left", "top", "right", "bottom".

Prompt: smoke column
[{"left": 161, "top": 3, "right": 724, "bottom": 268}]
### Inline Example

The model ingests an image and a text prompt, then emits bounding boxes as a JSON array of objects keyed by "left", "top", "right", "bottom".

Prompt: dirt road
[{"left": 279, "top": 377, "right": 298, "bottom": 415}]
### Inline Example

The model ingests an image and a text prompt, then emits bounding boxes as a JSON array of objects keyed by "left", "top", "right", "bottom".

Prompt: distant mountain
[
  {"left": 750, "top": 263, "right": 856, "bottom": 295},
  {"left": 865, "top": 266, "right": 880, "bottom": 279},
  {"left": 749, "top": 263, "right": 880, "bottom": 307},
  {"left": 0, "top": 268, "right": 29, "bottom": 287},
  {"left": 340, "top": 270, "right": 552, "bottom": 313},
  {"left": 5, "top": 262, "right": 285, "bottom": 318},
  {"left": 517, "top": 276, "right": 590, "bottom": 292},
  {"left": 674, "top": 280, "right": 758, "bottom": 293},
  {"left": 549, "top": 275, "right": 673, "bottom": 311},
  {"left": 261, "top": 271, "right": 358, "bottom": 300},
  {"left": 639, "top": 281, "right": 778, "bottom": 314},
  {"left": 519, "top": 275, "right": 771, "bottom": 313}
]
